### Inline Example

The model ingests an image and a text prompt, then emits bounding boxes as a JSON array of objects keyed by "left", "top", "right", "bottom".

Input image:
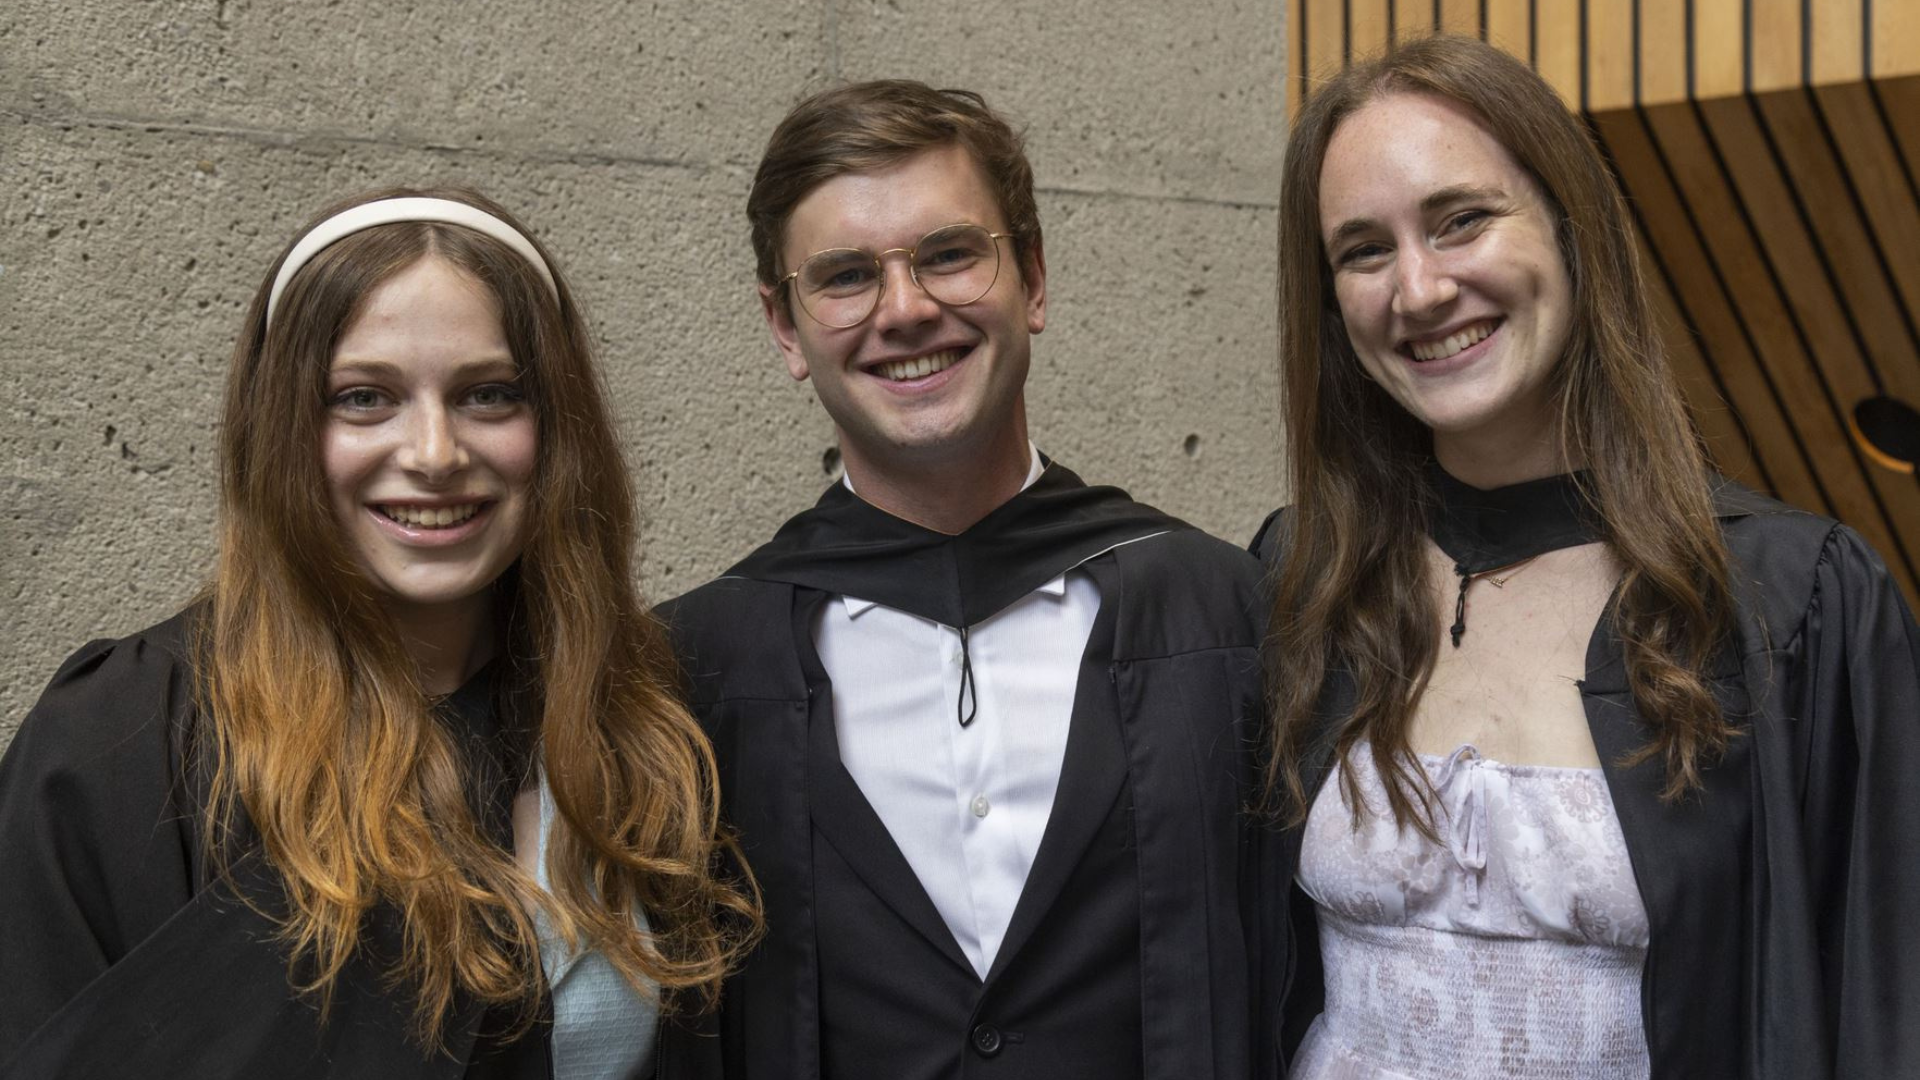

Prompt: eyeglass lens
[{"left": 794, "top": 224, "right": 1003, "bottom": 328}]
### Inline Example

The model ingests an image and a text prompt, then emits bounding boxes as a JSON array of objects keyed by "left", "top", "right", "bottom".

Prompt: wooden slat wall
[
  {"left": 1293, "top": 0, "right": 1920, "bottom": 111},
  {"left": 1354, "top": 0, "right": 1391, "bottom": 60},
  {"left": 1586, "top": 0, "right": 1633, "bottom": 111},
  {"left": 1534, "top": 0, "right": 1581, "bottom": 106},
  {"left": 1395, "top": 2, "right": 1433, "bottom": 46},
  {"left": 1287, "top": 0, "right": 1920, "bottom": 607},
  {"left": 1483, "top": 2, "right": 1528, "bottom": 62},
  {"left": 1650, "top": 96, "right": 1920, "bottom": 586},
  {"left": 1640, "top": 2, "right": 1687, "bottom": 106},
  {"left": 1695, "top": 1, "right": 1745, "bottom": 98},
  {"left": 1813, "top": 1, "right": 1865, "bottom": 87},
  {"left": 1751, "top": 0, "right": 1801, "bottom": 92},
  {"left": 1877, "top": 2, "right": 1920, "bottom": 79}
]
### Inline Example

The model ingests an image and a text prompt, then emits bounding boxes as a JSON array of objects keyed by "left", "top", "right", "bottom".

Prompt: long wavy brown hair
[
  {"left": 195, "top": 186, "right": 759, "bottom": 1041},
  {"left": 1265, "top": 36, "right": 1740, "bottom": 829}
]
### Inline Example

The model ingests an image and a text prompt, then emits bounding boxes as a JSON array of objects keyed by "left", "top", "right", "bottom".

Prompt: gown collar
[
  {"left": 724, "top": 457, "right": 1183, "bottom": 630},
  {"left": 724, "top": 458, "right": 1184, "bottom": 727},
  {"left": 1426, "top": 461, "right": 1605, "bottom": 575},
  {"left": 1426, "top": 463, "right": 1607, "bottom": 648}
]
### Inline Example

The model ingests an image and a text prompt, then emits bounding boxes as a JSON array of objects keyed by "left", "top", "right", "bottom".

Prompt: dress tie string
[{"left": 1432, "top": 744, "right": 1489, "bottom": 907}]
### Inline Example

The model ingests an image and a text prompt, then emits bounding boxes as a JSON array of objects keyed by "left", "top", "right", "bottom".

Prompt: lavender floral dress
[{"left": 1291, "top": 744, "right": 1652, "bottom": 1079}]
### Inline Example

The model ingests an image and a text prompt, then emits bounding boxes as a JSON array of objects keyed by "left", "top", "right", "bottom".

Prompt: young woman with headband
[
  {"left": 1253, "top": 36, "right": 1920, "bottom": 1078},
  {"left": 0, "top": 187, "right": 760, "bottom": 1078}
]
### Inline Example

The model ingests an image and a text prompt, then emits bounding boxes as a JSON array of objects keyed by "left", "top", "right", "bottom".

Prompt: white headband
[{"left": 264, "top": 197, "right": 559, "bottom": 324}]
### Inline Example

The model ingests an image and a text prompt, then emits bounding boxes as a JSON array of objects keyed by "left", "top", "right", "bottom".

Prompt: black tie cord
[
  {"left": 1427, "top": 464, "right": 1602, "bottom": 650},
  {"left": 1449, "top": 555, "right": 1541, "bottom": 647},
  {"left": 956, "top": 623, "right": 979, "bottom": 727},
  {"left": 1451, "top": 564, "right": 1472, "bottom": 648}
]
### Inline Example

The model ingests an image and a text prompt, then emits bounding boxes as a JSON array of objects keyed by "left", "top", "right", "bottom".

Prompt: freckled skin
[
  {"left": 1320, "top": 93, "right": 1617, "bottom": 767},
  {"left": 1413, "top": 541, "right": 1620, "bottom": 768},
  {"left": 1318, "top": 92, "right": 1574, "bottom": 489}
]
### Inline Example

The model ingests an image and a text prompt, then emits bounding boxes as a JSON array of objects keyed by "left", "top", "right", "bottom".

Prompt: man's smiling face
[{"left": 761, "top": 143, "right": 1047, "bottom": 482}]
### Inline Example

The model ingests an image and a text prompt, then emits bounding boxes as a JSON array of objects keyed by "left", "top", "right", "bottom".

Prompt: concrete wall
[{"left": 1, "top": 1, "right": 1286, "bottom": 744}]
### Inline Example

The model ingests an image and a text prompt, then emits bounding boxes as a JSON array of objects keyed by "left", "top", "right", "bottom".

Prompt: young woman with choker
[
  {"left": 1253, "top": 36, "right": 1920, "bottom": 1080},
  {"left": 0, "top": 188, "right": 759, "bottom": 1078}
]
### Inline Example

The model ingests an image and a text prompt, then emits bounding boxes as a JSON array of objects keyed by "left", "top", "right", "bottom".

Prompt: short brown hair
[{"left": 747, "top": 80, "right": 1042, "bottom": 307}]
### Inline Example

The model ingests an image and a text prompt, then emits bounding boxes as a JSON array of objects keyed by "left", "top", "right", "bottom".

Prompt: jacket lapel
[
  {"left": 985, "top": 555, "right": 1129, "bottom": 983},
  {"left": 794, "top": 593, "right": 977, "bottom": 978}
]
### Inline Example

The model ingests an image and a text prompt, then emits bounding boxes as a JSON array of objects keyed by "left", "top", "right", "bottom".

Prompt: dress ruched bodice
[{"left": 1290, "top": 745, "right": 1651, "bottom": 1079}]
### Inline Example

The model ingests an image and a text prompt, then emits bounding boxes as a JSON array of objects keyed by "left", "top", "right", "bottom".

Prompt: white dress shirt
[{"left": 815, "top": 447, "right": 1101, "bottom": 979}]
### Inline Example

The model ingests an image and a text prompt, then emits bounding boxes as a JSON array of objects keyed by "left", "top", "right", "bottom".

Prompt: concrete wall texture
[{"left": 1, "top": 1, "right": 1287, "bottom": 746}]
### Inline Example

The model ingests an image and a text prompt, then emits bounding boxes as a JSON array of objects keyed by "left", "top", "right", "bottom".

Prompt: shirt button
[
  {"left": 971, "top": 794, "right": 991, "bottom": 818},
  {"left": 971, "top": 1023, "right": 1003, "bottom": 1057}
]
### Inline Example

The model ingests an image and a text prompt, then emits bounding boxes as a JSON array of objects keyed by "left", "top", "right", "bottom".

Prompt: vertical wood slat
[
  {"left": 1593, "top": 107, "right": 1830, "bottom": 517},
  {"left": 1534, "top": 0, "right": 1583, "bottom": 106},
  {"left": 1394, "top": 0, "right": 1434, "bottom": 45},
  {"left": 1640, "top": 0, "right": 1688, "bottom": 106},
  {"left": 1305, "top": 0, "right": 1347, "bottom": 98},
  {"left": 1290, "top": 0, "right": 1305, "bottom": 113},
  {"left": 1749, "top": 0, "right": 1803, "bottom": 92},
  {"left": 1438, "top": 0, "right": 1480, "bottom": 36},
  {"left": 1695, "top": 0, "right": 1745, "bottom": 98},
  {"left": 1587, "top": 0, "right": 1635, "bottom": 111},
  {"left": 1810, "top": 0, "right": 1865, "bottom": 87},
  {"left": 1352, "top": 0, "right": 1392, "bottom": 61},
  {"left": 1874, "top": 0, "right": 1920, "bottom": 79},
  {"left": 1483, "top": 0, "right": 1530, "bottom": 60},
  {"left": 1288, "top": 0, "right": 1305, "bottom": 116}
]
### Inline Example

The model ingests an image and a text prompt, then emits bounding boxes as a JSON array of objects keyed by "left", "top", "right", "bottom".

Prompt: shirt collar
[{"left": 843, "top": 570, "right": 1068, "bottom": 620}]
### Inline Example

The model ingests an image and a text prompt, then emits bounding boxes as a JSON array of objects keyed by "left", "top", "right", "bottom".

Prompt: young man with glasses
[{"left": 661, "top": 81, "right": 1264, "bottom": 1079}]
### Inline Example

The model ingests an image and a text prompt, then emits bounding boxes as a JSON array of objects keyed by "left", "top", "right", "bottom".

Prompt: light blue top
[{"left": 533, "top": 774, "right": 660, "bottom": 1080}]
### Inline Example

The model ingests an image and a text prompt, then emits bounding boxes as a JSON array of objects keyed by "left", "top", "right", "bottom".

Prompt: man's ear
[
  {"left": 759, "top": 283, "right": 811, "bottom": 382},
  {"left": 1019, "top": 240, "right": 1048, "bottom": 335}
]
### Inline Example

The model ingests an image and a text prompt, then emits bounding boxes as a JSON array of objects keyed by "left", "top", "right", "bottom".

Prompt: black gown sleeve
[
  {"left": 1247, "top": 508, "right": 1286, "bottom": 564},
  {"left": 1797, "top": 525, "right": 1920, "bottom": 1074},
  {"left": 0, "top": 626, "right": 201, "bottom": 1062},
  {"left": 0, "top": 622, "right": 553, "bottom": 1079}
]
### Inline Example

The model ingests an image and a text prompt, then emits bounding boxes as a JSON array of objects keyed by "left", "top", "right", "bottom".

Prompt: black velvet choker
[{"left": 1426, "top": 463, "right": 1605, "bottom": 647}]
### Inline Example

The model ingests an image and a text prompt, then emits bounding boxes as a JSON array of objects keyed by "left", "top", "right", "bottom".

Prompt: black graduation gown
[
  {"left": 658, "top": 461, "right": 1267, "bottom": 1080},
  {"left": 0, "top": 611, "right": 718, "bottom": 1079},
  {"left": 1248, "top": 480, "right": 1920, "bottom": 1079}
]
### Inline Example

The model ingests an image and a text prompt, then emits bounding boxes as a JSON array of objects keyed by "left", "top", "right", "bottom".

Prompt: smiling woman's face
[
  {"left": 322, "top": 255, "right": 536, "bottom": 624},
  {"left": 1319, "top": 91, "right": 1574, "bottom": 462}
]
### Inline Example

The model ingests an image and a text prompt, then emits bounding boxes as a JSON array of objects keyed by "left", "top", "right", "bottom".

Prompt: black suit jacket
[{"left": 663, "top": 529, "right": 1266, "bottom": 1079}]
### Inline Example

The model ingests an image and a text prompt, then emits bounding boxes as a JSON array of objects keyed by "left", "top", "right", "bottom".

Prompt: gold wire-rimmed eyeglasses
[{"left": 778, "top": 223, "right": 1014, "bottom": 328}]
